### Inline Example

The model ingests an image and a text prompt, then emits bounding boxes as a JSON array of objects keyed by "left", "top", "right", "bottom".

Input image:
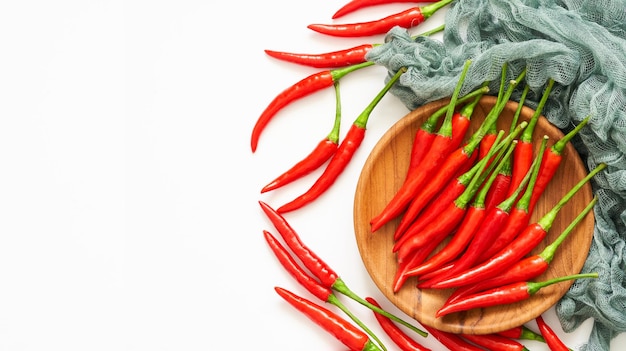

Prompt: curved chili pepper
[
  {"left": 478, "top": 63, "right": 508, "bottom": 162},
  {"left": 370, "top": 60, "right": 472, "bottom": 232},
  {"left": 421, "top": 136, "right": 547, "bottom": 288},
  {"left": 460, "top": 333, "right": 529, "bottom": 351},
  {"left": 509, "top": 79, "right": 554, "bottom": 199},
  {"left": 392, "top": 237, "right": 440, "bottom": 292},
  {"left": 259, "top": 200, "right": 428, "bottom": 337},
  {"left": 529, "top": 115, "right": 591, "bottom": 210},
  {"left": 498, "top": 325, "right": 546, "bottom": 343},
  {"left": 392, "top": 94, "right": 482, "bottom": 238},
  {"left": 422, "top": 325, "right": 484, "bottom": 351},
  {"left": 277, "top": 67, "right": 406, "bottom": 213},
  {"left": 426, "top": 163, "right": 606, "bottom": 290},
  {"left": 404, "top": 138, "right": 519, "bottom": 279},
  {"left": 365, "top": 297, "right": 432, "bottom": 351},
  {"left": 261, "top": 82, "right": 342, "bottom": 193},
  {"left": 435, "top": 272, "right": 598, "bottom": 317},
  {"left": 265, "top": 44, "right": 376, "bottom": 69},
  {"left": 332, "top": 0, "right": 440, "bottom": 19},
  {"left": 251, "top": 61, "right": 373, "bottom": 152},
  {"left": 536, "top": 315, "right": 571, "bottom": 351},
  {"left": 393, "top": 131, "right": 508, "bottom": 263},
  {"left": 307, "top": 0, "right": 453, "bottom": 37},
  {"left": 447, "top": 196, "right": 597, "bottom": 305},
  {"left": 484, "top": 158, "right": 512, "bottom": 212},
  {"left": 275, "top": 287, "right": 383, "bottom": 351},
  {"left": 264, "top": 230, "right": 387, "bottom": 350}
]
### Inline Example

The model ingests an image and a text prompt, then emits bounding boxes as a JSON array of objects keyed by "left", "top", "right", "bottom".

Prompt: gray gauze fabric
[{"left": 365, "top": 0, "right": 626, "bottom": 350}]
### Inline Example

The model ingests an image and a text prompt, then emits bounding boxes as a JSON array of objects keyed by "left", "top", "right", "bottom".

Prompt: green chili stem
[
  {"left": 354, "top": 67, "right": 406, "bottom": 128},
  {"left": 332, "top": 278, "right": 428, "bottom": 337},
  {"left": 527, "top": 273, "right": 599, "bottom": 295},
  {"left": 327, "top": 82, "right": 342, "bottom": 143},
  {"left": 520, "top": 79, "right": 554, "bottom": 143},
  {"left": 537, "top": 163, "right": 607, "bottom": 232},
  {"left": 552, "top": 115, "right": 591, "bottom": 154},
  {"left": 540, "top": 196, "right": 598, "bottom": 264}
]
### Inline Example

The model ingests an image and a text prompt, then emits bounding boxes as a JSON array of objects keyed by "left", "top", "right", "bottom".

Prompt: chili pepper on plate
[
  {"left": 460, "top": 333, "right": 529, "bottom": 351},
  {"left": 250, "top": 61, "right": 374, "bottom": 152},
  {"left": 264, "top": 230, "right": 387, "bottom": 350},
  {"left": 259, "top": 200, "right": 428, "bottom": 336},
  {"left": 435, "top": 272, "right": 598, "bottom": 317},
  {"left": 529, "top": 114, "right": 591, "bottom": 211},
  {"left": 426, "top": 162, "right": 606, "bottom": 290},
  {"left": 445, "top": 195, "right": 597, "bottom": 305},
  {"left": 479, "top": 63, "right": 508, "bottom": 161},
  {"left": 307, "top": 0, "right": 453, "bottom": 38},
  {"left": 332, "top": 0, "right": 440, "bottom": 19},
  {"left": 261, "top": 82, "right": 342, "bottom": 193},
  {"left": 275, "top": 287, "right": 383, "bottom": 351},
  {"left": 277, "top": 67, "right": 406, "bottom": 213},
  {"left": 369, "top": 60, "right": 473, "bottom": 232},
  {"left": 365, "top": 297, "right": 432, "bottom": 351},
  {"left": 508, "top": 79, "right": 554, "bottom": 198},
  {"left": 536, "top": 315, "right": 572, "bottom": 351},
  {"left": 264, "top": 25, "right": 444, "bottom": 69}
]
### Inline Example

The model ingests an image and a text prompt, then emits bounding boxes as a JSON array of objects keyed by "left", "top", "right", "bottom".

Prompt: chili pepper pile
[{"left": 252, "top": 0, "right": 604, "bottom": 349}]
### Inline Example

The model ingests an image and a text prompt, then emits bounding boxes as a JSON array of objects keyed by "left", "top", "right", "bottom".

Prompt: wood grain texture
[{"left": 353, "top": 96, "right": 594, "bottom": 335}]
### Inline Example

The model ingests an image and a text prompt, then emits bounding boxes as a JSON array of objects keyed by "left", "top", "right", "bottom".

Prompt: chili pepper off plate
[{"left": 353, "top": 95, "right": 594, "bottom": 335}]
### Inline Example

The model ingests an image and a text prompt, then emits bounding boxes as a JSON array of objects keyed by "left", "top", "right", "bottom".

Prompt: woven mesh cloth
[{"left": 365, "top": 0, "right": 626, "bottom": 350}]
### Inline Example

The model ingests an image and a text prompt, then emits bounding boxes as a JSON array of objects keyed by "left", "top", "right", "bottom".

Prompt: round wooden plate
[{"left": 353, "top": 96, "right": 595, "bottom": 335}]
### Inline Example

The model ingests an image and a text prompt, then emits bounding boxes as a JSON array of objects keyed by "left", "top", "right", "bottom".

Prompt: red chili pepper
[
  {"left": 259, "top": 201, "right": 428, "bottom": 336},
  {"left": 392, "top": 96, "right": 482, "bottom": 238},
  {"left": 392, "top": 238, "right": 440, "bottom": 292},
  {"left": 529, "top": 115, "right": 591, "bottom": 211},
  {"left": 251, "top": 61, "right": 373, "bottom": 152},
  {"left": 261, "top": 82, "right": 342, "bottom": 193},
  {"left": 484, "top": 158, "right": 512, "bottom": 212},
  {"left": 435, "top": 272, "right": 598, "bottom": 317},
  {"left": 508, "top": 79, "right": 554, "bottom": 198},
  {"left": 265, "top": 44, "right": 376, "bottom": 68},
  {"left": 422, "top": 325, "right": 484, "bottom": 351},
  {"left": 308, "top": 0, "right": 453, "bottom": 37},
  {"left": 421, "top": 137, "right": 547, "bottom": 287},
  {"left": 332, "top": 0, "right": 440, "bottom": 19},
  {"left": 497, "top": 325, "right": 546, "bottom": 343},
  {"left": 370, "top": 60, "right": 473, "bottom": 232},
  {"left": 445, "top": 196, "right": 597, "bottom": 305},
  {"left": 365, "top": 297, "right": 432, "bottom": 351},
  {"left": 264, "top": 25, "right": 444, "bottom": 69},
  {"left": 275, "top": 287, "right": 383, "bottom": 351},
  {"left": 277, "top": 67, "right": 406, "bottom": 213},
  {"left": 264, "top": 230, "right": 387, "bottom": 349},
  {"left": 460, "top": 333, "right": 529, "bottom": 351},
  {"left": 426, "top": 163, "right": 605, "bottom": 290},
  {"left": 536, "top": 315, "right": 571, "bottom": 351}
]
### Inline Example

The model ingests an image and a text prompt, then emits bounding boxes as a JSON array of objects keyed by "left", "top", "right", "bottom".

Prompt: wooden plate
[{"left": 353, "top": 96, "right": 594, "bottom": 335}]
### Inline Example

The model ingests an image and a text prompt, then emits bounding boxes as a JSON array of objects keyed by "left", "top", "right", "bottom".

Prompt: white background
[{"left": 0, "top": 1, "right": 624, "bottom": 350}]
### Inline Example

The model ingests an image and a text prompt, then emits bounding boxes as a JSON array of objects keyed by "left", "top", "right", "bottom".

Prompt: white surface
[{"left": 0, "top": 1, "right": 624, "bottom": 350}]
